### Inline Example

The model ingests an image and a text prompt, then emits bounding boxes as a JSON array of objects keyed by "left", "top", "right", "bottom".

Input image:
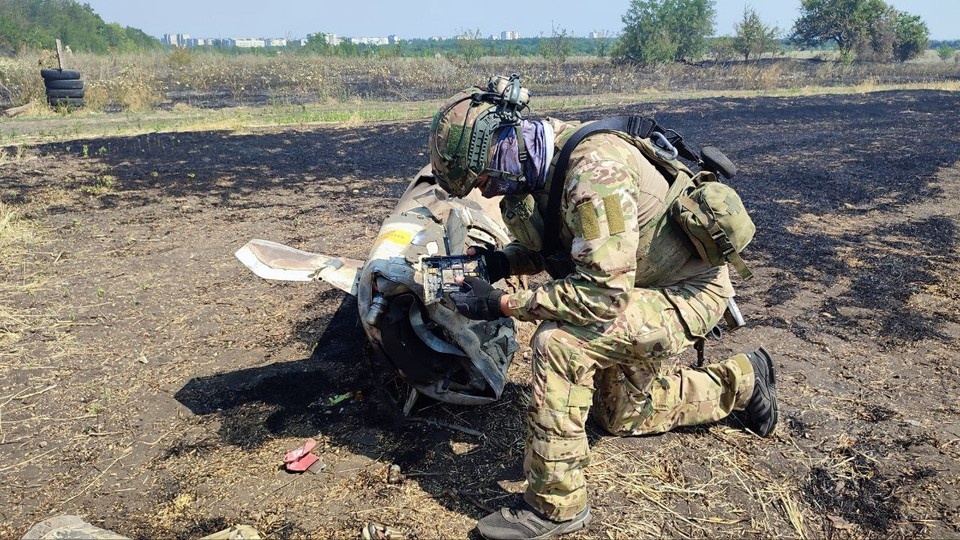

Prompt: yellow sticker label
[{"left": 376, "top": 230, "right": 413, "bottom": 246}]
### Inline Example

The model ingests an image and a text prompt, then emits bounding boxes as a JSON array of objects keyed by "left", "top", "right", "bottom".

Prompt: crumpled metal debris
[
  {"left": 21, "top": 517, "right": 263, "bottom": 540},
  {"left": 361, "top": 522, "right": 404, "bottom": 540},
  {"left": 21, "top": 515, "right": 127, "bottom": 540},
  {"left": 199, "top": 524, "right": 263, "bottom": 539}
]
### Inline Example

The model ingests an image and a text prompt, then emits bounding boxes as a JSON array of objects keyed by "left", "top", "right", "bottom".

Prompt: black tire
[
  {"left": 48, "top": 97, "right": 85, "bottom": 109},
  {"left": 44, "top": 79, "right": 84, "bottom": 90},
  {"left": 46, "top": 89, "right": 85, "bottom": 99},
  {"left": 701, "top": 145, "right": 738, "bottom": 179},
  {"left": 41, "top": 68, "right": 82, "bottom": 81}
]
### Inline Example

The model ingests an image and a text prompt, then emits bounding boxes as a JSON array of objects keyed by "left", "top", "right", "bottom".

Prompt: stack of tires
[{"left": 41, "top": 69, "right": 84, "bottom": 110}]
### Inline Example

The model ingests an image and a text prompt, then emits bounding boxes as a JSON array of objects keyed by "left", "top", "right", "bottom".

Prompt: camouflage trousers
[{"left": 523, "top": 287, "right": 756, "bottom": 521}]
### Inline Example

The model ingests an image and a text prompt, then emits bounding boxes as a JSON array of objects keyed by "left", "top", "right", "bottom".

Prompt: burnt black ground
[{"left": 1, "top": 89, "right": 959, "bottom": 539}]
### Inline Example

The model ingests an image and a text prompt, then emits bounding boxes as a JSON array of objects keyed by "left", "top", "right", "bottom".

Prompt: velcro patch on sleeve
[
  {"left": 577, "top": 201, "right": 601, "bottom": 241},
  {"left": 603, "top": 195, "right": 626, "bottom": 235}
]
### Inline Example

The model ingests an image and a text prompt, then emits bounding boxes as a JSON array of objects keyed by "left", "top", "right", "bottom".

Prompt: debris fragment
[
  {"left": 283, "top": 438, "right": 321, "bottom": 473},
  {"left": 361, "top": 522, "right": 404, "bottom": 540},
  {"left": 387, "top": 464, "right": 403, "bottom": 484},
  {"left": 307, "top": 459, "right": 326, "bottom": 475},
  {"left": 21, "top": 515, "right": 128, "bottom": 539},
  {"left": 200, "top": 524, "right": 263, "bottom": 539},
  {"left": 327, "top": 392, "right": 354, "bottom": 406}
]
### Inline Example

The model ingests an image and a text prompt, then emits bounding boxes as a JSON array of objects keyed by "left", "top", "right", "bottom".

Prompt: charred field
[{"left": 1, "top": 89, "right": 959, "bottom": 539}]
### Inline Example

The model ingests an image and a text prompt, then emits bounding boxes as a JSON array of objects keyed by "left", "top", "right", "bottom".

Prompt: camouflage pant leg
[
  {"left": 592, "top": 353, "right": 754, "bottom": 436},
  {"left": 523, "top": 321, "right": 596, "bottom": 521},
  {"left": 523, "top": 289, "right": 754, "bottom": 520},
  {"left": 591, "top": 287, "right": 755, "bottom": 436}
]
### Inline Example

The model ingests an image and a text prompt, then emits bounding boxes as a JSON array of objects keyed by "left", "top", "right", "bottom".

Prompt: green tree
[
  {"left": 455, "top": 28, "right": 485, "bottom": 65},
  {"left": 303, "top": 33, "right": 334, "bottom": 55},
  {"left": 592, "top": 30, "right": 614, "bottom": 58},
  {"left": 939, "top": 45, "right": 957, "bottom": 62},
  {"left": 791, "top": 0, "right": 887, "bottom": 59},
  {"left": 791, "top": 0, "right": 928, "bottom": 62},
  {"left": 538, "top": 25, "right": 573, "bottom": 67},
  {"left": 732, "top": 6, "right": 780, "bottom": 61},
  {"left": 708, "top": 36, "right": 737, "bottom": 62},
  {"left": 614, "top": 0, "right": 716, "bottom": 64},
  {"left": 336, "top": 40, "right": 360, "bottom": 57},
  {"left": 0, "top": 0, "right": 158, "bottom": 54},
  {"left": 853, "top": 3, "right": 897, "bottom": 61},
  {"left": 893, "top": 12, "right": 930, "bottom": 62}
]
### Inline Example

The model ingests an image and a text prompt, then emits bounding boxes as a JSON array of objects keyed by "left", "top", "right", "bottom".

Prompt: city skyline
[{"left": 159, "top": 30, "right": 532, "bottom": 47}]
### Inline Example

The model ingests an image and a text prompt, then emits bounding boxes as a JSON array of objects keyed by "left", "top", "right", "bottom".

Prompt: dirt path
[{"left": 1, "top": 90, "right": 958, "bottom": 539}]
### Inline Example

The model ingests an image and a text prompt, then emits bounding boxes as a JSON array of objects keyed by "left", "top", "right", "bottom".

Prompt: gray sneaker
[
  {"left": 477, "top": 502, "right": 591, "bottom": 540},
  {"left": 736, "top": 347, "right": 779, "bottom": 437}
]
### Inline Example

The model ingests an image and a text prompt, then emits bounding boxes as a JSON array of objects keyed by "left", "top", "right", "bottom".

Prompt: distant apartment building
[
  {"left": 161, "top": 30, "right": 401, "bottom": 49},
  {"left": 350, "top": 36, "right": 390, "bottom": 46},
  {"left": 500, "top": 31, "right": 521, "bottom": 40},
  {"left": 162, "top": 33, "right": 193, "bottom": 46},
  {"left": 321, "top": 33, "right": 342, "bottom": 46},
  {"left": 234, "top": 38, "right": 267, "bottom": 48}
]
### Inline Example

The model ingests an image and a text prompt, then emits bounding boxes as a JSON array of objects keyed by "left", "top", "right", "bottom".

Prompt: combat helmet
[{"left": 429, "top": 74, "right": 531, "bottom": 197}]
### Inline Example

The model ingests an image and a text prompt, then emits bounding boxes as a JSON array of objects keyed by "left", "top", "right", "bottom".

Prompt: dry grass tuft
[
  {"left": 0, "top": 197, "right": 55, "bottom": 355},
  {"left": 585, "top": 426, "right": 819, "bottom": 539},
  {"left": 0, "top": 202, "right": 32, "bottom": 350},
  {"left": 0, "top": 200, "right": 32, "bottom": 254}
]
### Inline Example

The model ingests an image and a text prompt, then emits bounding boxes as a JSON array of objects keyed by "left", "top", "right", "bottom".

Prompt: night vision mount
[
  {"left": 464, "top": 74, "right": 531, "bottom": 176},
  {"left": 474, "top": 74, "right": 530, "bottom": 122}
]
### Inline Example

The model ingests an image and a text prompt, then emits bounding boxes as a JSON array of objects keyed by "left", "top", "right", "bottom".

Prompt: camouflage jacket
[{"left": 500, "top": 118, "right": 734, "bottom": 332}]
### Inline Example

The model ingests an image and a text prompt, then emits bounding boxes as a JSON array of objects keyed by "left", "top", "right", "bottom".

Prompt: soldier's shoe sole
[
  {"left": 531, "top": 507, "right": 591, "bottom": 540},
  {"left": 478, "top": 505, "right": 591, "bottom": 540},
  {"left": 747, "top": 347, "right": 778, "bottom": 437}
]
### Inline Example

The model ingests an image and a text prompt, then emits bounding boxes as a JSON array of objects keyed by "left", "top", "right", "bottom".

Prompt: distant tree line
[
  {"left": 613, "top": 0, "right": 933, "bottom": 65},
  {"left": 0, "top": 0, "right": 159, "bottom": 55},
  {"left": 930, "top": 40, "right": 960, "bottom": 49}
]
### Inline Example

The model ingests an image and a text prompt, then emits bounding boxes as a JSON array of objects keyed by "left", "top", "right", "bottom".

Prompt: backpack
[{"left": 544, "top": 115, "right": 755, "bottom": 280}]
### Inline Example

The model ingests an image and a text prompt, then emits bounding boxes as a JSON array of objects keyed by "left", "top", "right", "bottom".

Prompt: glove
[
  {"left": 447, "top": 276, "right": 506, "bottom": 321},
  {"left": 469, "top": 246, "right": 511, "bottom": 283}
]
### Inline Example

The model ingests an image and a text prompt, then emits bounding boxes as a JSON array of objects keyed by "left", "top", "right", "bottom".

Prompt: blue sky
[{"left": 83, "top": 0, "right": 959, "bottom": 40}]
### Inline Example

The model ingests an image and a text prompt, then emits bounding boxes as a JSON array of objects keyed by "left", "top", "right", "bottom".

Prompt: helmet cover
[{"left": 429, "top": 75, "right": 530, "bottom": 198}]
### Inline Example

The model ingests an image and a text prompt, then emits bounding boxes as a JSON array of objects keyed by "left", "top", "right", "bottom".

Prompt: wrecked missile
[{"left": 236, "top": 165, "right": 519, "bottom": 408}]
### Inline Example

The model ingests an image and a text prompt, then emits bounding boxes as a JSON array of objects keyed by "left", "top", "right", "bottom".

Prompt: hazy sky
[{"left": 82, "top": 0, "right": 959, "bottom": 41}]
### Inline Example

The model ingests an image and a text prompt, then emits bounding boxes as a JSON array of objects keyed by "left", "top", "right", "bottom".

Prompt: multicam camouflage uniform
[{"left": 498, "top": 119, "right": 757, "bottom": 521}]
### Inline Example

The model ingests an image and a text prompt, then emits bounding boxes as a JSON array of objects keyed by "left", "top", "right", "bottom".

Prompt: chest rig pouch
[{"left": 500, "top": 194, "right": 543, "bottom": 252}]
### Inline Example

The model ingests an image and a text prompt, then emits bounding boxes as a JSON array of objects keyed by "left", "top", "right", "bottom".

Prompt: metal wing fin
[{"left": 234, "top": 239, "right": 363, "bottom": 296}]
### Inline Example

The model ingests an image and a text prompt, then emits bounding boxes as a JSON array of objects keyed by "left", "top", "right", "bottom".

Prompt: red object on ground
[{"left": 284, "top": 438, "right": 320, "bottom": 472}]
